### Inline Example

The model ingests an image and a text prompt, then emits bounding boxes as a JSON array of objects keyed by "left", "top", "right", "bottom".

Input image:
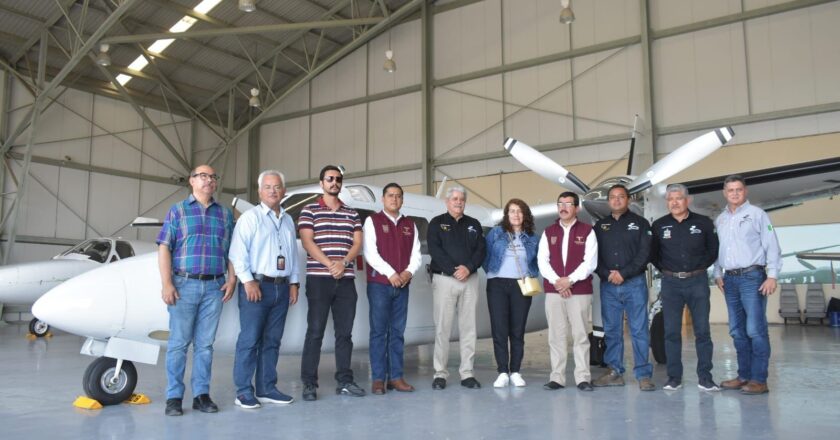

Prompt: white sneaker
[
  {"left": 493, "top": 373, "right": 510, "bottom": 388},
  {"left": 510, "top": 372, "right": 526, "bottom": 387}
]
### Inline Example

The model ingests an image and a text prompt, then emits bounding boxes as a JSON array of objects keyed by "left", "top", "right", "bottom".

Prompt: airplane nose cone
[{"left": 32, "top": 264, "right": 127, "bottom": 339}]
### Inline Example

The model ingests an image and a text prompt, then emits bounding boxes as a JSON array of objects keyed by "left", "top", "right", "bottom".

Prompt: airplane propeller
[
  {"left": 626, "top": 127, "right": 734, "bottom": 194},
  {"left": 503, "top": 137, "right": 590, "bottom": 194}
]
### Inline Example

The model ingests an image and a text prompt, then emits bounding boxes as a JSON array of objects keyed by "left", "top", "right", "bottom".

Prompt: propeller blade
[
  {"left": 503, "top": 137, "right": 589, "bottom": 193},
  {"left": 626, "top": 127, "right": 734, "bottom": 194}
]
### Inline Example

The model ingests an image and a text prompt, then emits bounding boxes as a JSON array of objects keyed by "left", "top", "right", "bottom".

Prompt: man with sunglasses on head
[
  {"left": 298, "top": 165, "right": 365, "bottom": 401},
  {"left": 157, "top": 164, "right": 236, "bottom": 416}
]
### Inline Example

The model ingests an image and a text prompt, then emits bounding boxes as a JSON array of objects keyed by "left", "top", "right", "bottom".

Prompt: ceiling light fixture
[
  {"left": 383, "top": 32, "right": 396, "bottom": 73},
  {"left": 95, "top": 44, "right": 111, "bottom": 67},
  {"left": 239, "top": 0, "right": 257, "bottom": 13},
  {"left": 249, "top": 88, "right": 261, "bottom": 108},
  {"left": 559, "top": 0, "right": 575, "bottom": 24}
]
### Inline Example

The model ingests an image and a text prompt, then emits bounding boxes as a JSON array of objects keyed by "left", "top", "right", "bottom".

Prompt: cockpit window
[
  {"left": 115, "top": 241, "right": 135, "bottom": 259},
  {"left": 60, "top": 239, "right": 112, "bottom": 263}
]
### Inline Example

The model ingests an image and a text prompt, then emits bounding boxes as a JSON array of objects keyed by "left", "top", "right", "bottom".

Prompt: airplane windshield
[{"left": 59, "top": 239, "right": 112, "bottom": 263}]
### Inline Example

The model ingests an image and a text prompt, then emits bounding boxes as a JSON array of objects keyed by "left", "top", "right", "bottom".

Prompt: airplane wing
[{"left": 680, "top": 156, "right": 840, "bottom": 217}]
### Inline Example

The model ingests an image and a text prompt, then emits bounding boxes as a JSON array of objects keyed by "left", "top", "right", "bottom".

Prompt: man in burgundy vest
[
  {"left": 363, "top": 183, "right": 422, "bottom": 395},
  {"left": 537, "top": 191, "right": 598, "bottom": 391}
]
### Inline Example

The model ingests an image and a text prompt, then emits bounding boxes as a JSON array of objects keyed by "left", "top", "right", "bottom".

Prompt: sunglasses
[{"left": 324, "top": 175, "right": 343, "bottom": 183}]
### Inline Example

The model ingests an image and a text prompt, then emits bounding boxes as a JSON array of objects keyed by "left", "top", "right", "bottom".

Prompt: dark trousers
[
  {"left": 300, "top": 276, "right": 358, "bottom": 385},
  {"left": 486, "top": 278, "right": 533, "bottom": 373},
  {"left": 661, "top": 275, "right": 713, "bottom": 381}
]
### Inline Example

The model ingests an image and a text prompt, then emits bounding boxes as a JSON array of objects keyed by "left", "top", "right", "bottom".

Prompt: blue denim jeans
[
  {"left": 661, "top": 275, "right": 713, "bottom": 381},
  {"left": 600, "top": 274, "right": 653, "bottom": 379},
  {"left": 367, "top": 282, "right": 409, "bottom": 381},
  {"left": 233, "top": 281, "right": 291, "bottom": 397},
  {"left": 723, "top": 270, "right": 770, "bottom": 383},
  {"left": 166, "top": 276, "right": 225, "bottom": 399}
]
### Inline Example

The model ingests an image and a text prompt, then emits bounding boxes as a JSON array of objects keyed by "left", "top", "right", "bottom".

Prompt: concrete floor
[{"left": 1, "top": 322, "right": 838, "bottom": 439}]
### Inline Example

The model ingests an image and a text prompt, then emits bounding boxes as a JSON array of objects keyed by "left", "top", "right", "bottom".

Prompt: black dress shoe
[
  {"left": 432, "top": 378, "right": 446, "bottom": 390},
  {"left": 577, "top": 381, "right": 594, "bottom": 391},
  {"left": 543, "top": 381, "right": 564, "bottom": 390},
  {"left": 302, "top": 384, "right": 317, "bottom": 401},
  {"left": 192, "top": 394, "right": 219, "bottom": 413},
  {"left": 165, "top": 398, "right": 183, "bottom": 416},
  {"left": 460, "top": 377, "right": 481, "bottom": 389}
]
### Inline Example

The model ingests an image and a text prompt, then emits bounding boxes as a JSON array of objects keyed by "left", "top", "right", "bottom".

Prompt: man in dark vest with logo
[
  {"left": 363, "top": 183, "right": 422, "bottom": 395},
  {"left": 537, "top": 191, "right": 598, "bottom": 392},
  {"left": 592, "top": 184, "right": 655, "bottom": 391}
]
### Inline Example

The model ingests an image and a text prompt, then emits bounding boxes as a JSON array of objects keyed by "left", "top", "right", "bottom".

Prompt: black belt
[
  {"left": 252, "top": 274, "right": 289, "bottom": 284},
  {"left": 174, "top": 271, "right": 225, "bottom": 281},
  {"left": 431, "top": 270, "right": 450, "bottom": 277},
  {"left": 661, "top": 269, "right": 706, "bottom": 279},
  {"left": 724, "top": 265, "right": 765, "bottom": 276}
]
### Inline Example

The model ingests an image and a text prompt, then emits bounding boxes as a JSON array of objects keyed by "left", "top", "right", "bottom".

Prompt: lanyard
[{"left": 259, "top": 208, "right": 285, "bottom": 253}]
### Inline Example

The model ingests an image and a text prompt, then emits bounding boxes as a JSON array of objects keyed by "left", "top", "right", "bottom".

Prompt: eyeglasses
[
  {"left": 324, "top": 175, "right": 343, "bottom": 183},
  {"left": 191, "top": 172, "right": 220, "bottom": 181},
  {"left": 557, "top": 202, "right": 576, "bottom": 208}
]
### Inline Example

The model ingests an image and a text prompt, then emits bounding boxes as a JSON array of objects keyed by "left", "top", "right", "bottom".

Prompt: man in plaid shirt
[{"left": 157, "top": 164, "right": 236, "bottom": 416}]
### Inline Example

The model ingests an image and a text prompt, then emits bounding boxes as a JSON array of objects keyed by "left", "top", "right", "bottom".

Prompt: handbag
[{"left": 508, "top": 232, "right": 542, "bottom": 297}]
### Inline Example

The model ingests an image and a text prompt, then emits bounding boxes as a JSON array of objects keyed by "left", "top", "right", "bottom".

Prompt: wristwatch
[{"left": 342, "top": 259, "right": 350, "bottom": 268}]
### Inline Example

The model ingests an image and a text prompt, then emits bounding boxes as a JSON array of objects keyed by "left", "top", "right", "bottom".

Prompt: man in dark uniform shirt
[
  {"left": 427, "top": 187, "right": 487, "bottom": 390},
  {"left": 651, "top": 183, "right": 720, "bottom": 392},
  {"left": 592, "top": 184, "right": 655, "bottom": 391}
]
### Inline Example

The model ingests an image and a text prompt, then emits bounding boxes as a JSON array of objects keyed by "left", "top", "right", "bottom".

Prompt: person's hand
[
  {"left": 162, "top": 281, "right": 179, "bottom": 305},
  {"left": 759, "top": 278, "right": 777, "bottom": 296},
  {"left": 222, "top": 278, "right": 236, "bottom": 303},
  {"left": 714, "top": 277, "right": 724, "bottom": 292},
  {"left": 453, "top": 265, "right": 470, "bottom": 281},
  {"left": 398, "top": 271, "right": 413, "bottom": 286},
  {"left": 289, "top": 284, "right": 299, "bottom": 305},
  {"left": 243, "top": 280, "right": 261, "bottom": 302},
  {"left": 388, "top": 273, "right": 403, "bottom": 288},
  {"left": 329, "top": 260, "right": 345, "bottom": 279},
  {"left": 608, "top": 270, "right": 624, "bottom": 285}
]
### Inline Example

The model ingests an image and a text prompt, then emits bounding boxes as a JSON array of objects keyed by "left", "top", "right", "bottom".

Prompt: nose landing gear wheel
[
  {"left": 83, "top": 357, "right": 138, "bottom": 406},
  {"left": 29, "top": 318, "right": 50, "bottom": 337}
]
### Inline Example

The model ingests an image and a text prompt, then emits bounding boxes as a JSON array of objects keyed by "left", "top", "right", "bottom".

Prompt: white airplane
[
  {"left": 0, "top": 237, "right": 157, "bottom": 336},
  {"left": 31, "top": 125, "right": 840, "bottom": 405}
]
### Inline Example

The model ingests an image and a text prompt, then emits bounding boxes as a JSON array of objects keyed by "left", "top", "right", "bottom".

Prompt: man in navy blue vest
[
  {"left": 537, "top": 191, "right": 598, "bottom": 392},
  {"left": 363, "top": 183, "right": 422, "bottom": 395}
]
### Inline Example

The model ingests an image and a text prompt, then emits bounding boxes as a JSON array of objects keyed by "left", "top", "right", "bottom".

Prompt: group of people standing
[{"left": 155, "top": 163, "right": 781, "bottom": 417}]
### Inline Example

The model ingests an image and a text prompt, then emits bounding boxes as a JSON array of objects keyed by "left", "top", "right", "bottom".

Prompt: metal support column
[
  {"left": 636, "top": 0, "right": 656, "bottom": 171},
  {"left": 420, "top": 0, "right": 434, "bottom": 195},
  {"left": 247, "top": 122, "right": 259, "bottom": 201}
]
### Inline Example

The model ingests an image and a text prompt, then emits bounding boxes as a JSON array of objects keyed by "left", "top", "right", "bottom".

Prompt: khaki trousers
[
  {"left": 545, "top": 293, "right": 592, "bottom": 386},
  {"left": 432, "top": 273, "right": 479, "bottom": 380}
]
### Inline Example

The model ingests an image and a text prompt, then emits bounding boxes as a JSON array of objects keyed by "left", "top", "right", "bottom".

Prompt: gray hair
[
  {"left": 445, "top": 186, "right": 467, "bottom": 200},
  {"left": 665, "top": 183, "right": 689, "bottom": 197},
  {"left": 258, "top": 169, "right": 286, "bottom": 188}
]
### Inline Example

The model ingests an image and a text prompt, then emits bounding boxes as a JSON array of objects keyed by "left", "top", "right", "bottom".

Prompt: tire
[
  {"left": 82, "top": 357, "right": 137, "bottom": 406},
  {"left": 29, "top": 318, "right": 50, "bottom": 337},
  {"left": 650, "top": 310, "right": 667, "bottom": 364}
]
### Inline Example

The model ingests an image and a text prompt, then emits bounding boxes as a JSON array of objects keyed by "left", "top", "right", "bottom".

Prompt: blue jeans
[
  {"left": 166, "top": 276, "right": 225, "bottom": 399},
  {"left": 661, "top": 275, "right": 713, "bottom": 381},
  {"left": 723, "top": 270, "right": 770, "bottom": 383},
  {"left": 600, "top": 274, "right": 653, "bottom": 379},
  {"left": 233, "top": 281, "right": 290, "bottom": 397},
  {"left": 367, "top": 282, "right": 409, "bottom": 381}
]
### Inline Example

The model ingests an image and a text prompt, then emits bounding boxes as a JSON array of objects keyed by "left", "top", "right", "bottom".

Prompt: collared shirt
[
  {"left": 713, "top": 200, "right": 782, "bottom": 278},
  {"left": 363, "top": 211, "right": 422, "bottom": 278},
  {"left": 297, "top": 197, "right": 362, "bottom": 278},
  {"left": 593, "top": 210, "right": 652, "bottom": 281},
  {"left": 651, "top": 210, "right": 718, "bottom": 273},
  {"left": 427, "top": 211, "right": 486, "bottom": 275},
  {"left": 228, "top": 202, "right": 300, "bottom": 284},
  {"left": 156, "top": 194, "right": 234, "bottom": 275},
  {"left": 537, "top": 219, "right": 598, "bottom": 284}
]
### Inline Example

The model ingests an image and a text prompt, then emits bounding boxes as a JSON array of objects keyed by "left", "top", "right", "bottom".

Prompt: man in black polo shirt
[
  {"left": 651, "top": 183, "right": 719, "bottom": 392},
  {"left": 592, "top": 184, "right": 655, "bottom": 391},
  {"left": 427, "top": 186, "right": 486, "bottom": 390}
]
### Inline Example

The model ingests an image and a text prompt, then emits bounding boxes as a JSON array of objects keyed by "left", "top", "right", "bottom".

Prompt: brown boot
[
  {"left": 387, "top": 378, "right": 415, "bottom": 392},
  {"left": 720, "top": 377, "right": 748, "bottom": 390},
  {"left": 372, "top": 380, "right": 386, "bottom": 395},
  {"left": 740, "top": 381, "right": 769, "bottom": 395}
]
